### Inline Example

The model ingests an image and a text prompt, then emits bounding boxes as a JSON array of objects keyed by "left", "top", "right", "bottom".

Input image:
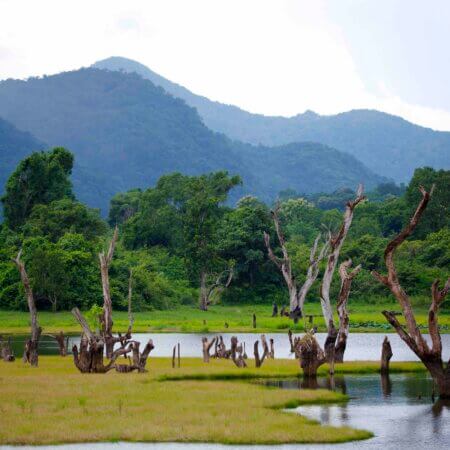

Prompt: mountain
[
  {"left": 93, "top": 57, "right": 450, "bottom": 182},
  {"left": 0, "top": 68, "right": 383, "bottom": 214},
  {"left": 0, "top": 117, "right": 46, "bottom": 195}
]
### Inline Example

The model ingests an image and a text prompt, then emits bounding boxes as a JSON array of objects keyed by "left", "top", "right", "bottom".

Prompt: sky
[{"left": 1, "top": 0, "right": 450, "bottom": 131}]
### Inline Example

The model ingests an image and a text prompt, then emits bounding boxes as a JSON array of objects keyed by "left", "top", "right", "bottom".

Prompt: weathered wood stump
[
  {"left": 380, "top": 336, "right": 393, "bottom": 374},
  {"left": 0, "top": 336, "right": 15, "bottom": 362}
]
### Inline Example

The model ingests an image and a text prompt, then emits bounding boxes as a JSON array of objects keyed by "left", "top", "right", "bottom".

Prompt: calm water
[
  {"left": 2, "top": 374, "right": 448, "bottom": 450},
  {"left": 6, "top": 332, "right": 450, "bottom": 361}
]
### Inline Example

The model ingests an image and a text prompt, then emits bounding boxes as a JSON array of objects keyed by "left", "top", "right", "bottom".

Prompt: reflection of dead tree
[
  {"left": 264, "top": 205, "right": 328, "bottom": 322},
  {"left": 254, "top": 334, "right": 269, "bottom": 368},
  {"left": 381, "top": 336, "right": 393, "bottom": 374},
  {"left": 0, "top": 336, "right": 15, "bottom": 362},
  {"left": 13, "top": 250, "right": 41, "bottom": 367},
  {"left": 199, "top": 265, "right": 234, "bottom": 311},
  {"left": 320, "top": 185, "right": 365, "bottom": 362},
  {"left": 372, "top": 186, "right": 450, "bottom": 398}
]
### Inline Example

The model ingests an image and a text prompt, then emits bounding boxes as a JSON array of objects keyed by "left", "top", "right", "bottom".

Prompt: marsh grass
[
  {"left": 1, "top": 303, "right": 448, "bottom": 334},
  {"left": 0, "top": 356, "right": 386, "bottom": 445}
]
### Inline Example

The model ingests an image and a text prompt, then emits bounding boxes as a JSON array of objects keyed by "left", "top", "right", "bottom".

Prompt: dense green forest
[
  {"left": 94, "top": 56, "right": 450, "bottom": 182},
  {"left": 0, "top": 148, "right": 448, "bottom": 313},
  {"left": 0, "top": 69, "right": 383, "bottom": 214}
]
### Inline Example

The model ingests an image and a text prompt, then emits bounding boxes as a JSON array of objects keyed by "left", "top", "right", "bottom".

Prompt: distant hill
[
  {"left": 94, "top": 56, "right": 450, "bottom": 182},
  {"left": 0, "top": 68, "right": 384, "bottom": 214},
  {"left": 0, "top": 117, "right": 45, "bottom": 197}
]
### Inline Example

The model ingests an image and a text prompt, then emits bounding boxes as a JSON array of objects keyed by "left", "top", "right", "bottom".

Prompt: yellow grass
[{"left": 0, "top": 356, "right": 376, "bottom": 445}]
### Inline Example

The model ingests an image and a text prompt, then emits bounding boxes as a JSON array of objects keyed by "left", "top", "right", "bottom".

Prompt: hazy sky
[{"left": 1, "top": 0, "right": 450, "bottom": 130}]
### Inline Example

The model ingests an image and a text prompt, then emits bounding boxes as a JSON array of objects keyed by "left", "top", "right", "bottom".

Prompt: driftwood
[
  {"left": 13, "top": 250, "right": 41, "bottom": 367},
  {"left": 381, "top": 336, "right": 393, "bottom": 374},
  {"left": 320, "top": 185, "right": 365, "bottom": 330},
  {"left": 264, "top": 206, "right": 328, "bottom": 321},
  {"left": 254, "top": 334, "right": 269, "bottom": 368},
  {"left": 0, "top": 336, "right": 15, "bottom": 362},
  {"left": 199, "top": 266, "right": 233, "bottom": 311},
  {"left": 202, "top": 336, "right": 217, "bottom": 362},
  {"left": 372, "top": 185, "right": 450, "bottom": 398}
]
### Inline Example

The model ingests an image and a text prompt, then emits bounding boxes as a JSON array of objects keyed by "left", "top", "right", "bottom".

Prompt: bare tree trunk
[
  {"left": 271, "top": 303, "right": 278, "bottom": 317},
  {"left": 372, "top": 185, "right": 450, "bottom": 398},
  {"left": 335, "top": 260, "right": 361, "bottom": 362},
  {"left": 264, "top": 208, "right": 328, "bottom": 322},
  {"left": 199, "top": 270, "right": 209, "bottom": 311},
  {"left": 288, "top": 329, "right": 295, "bottom": 353},
  {"left": 381, "top": 336, "right": 393, "bottom": 374},
  {"left": 99, "top": 226, "right": 118, "bottom": 358},
  {"left": 252, "top": 313, "right": 256, "bottom": 329},
  {"left": 254, "top": 335, "right": 269, "bottom": 368},
  {"left": 320, "top": 185, "right": 365, "bottom": 331},
  {"left": 269, "top": 338, "right": 275, "bottom": 359},
  {"left": 45, "top": 331, "right": 67, "bottom": 356},
  {"left": 13, "top": 250, "right": 41, "bottom": 367},
  {"left": 202, "top": 336, "right": 217, "bottom": 362},
  {"left": 324, "top": 320, "right": 338, "bottom": 363}
]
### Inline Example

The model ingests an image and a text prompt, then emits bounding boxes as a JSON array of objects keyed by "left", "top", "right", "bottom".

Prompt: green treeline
[{"left": 0, "top": 148, "right": 449, "bottom": 312}]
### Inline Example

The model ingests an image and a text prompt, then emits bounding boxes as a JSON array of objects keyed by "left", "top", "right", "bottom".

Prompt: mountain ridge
[
  {"left": 0, "top": 68, "right": 384, "bottom": 214},
  {"left": 93, "top": 56, "right": 450, "bottom": 181}
]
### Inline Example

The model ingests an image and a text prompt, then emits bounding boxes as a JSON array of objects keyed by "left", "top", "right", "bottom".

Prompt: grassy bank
[
  {"left": 1, "top": 303, "right": 449, "bottom": 334},
  {"left": 0, "top": 357, "right": 381, "bottom": 445}
]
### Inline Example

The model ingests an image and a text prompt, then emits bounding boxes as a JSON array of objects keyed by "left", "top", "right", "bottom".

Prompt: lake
[{"left": 5, "top": 332, "right": 450, "bottom": 362}]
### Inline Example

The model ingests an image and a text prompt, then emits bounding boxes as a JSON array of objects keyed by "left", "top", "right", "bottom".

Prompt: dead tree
[
  {"left": 202, "top": 336, "right": 217, "bottom": 362},
  {"left": 254, "top": 334, "right": 269, "bottom": 368},
  {"left": 264, "top": 205, "right": 328, "bottom": 322},
  {"left": 99, "top": 226, "right": 119, "bottom": 358},
  {"left": 293, "top": 332, "right": 326, "bottom": 378},
  {"left": 269, "top": 338, "right": 275, "bottom": 359},
  {"left": 288, "top": 329, "right": 295, "bottom": 353},
  {"left": 320, "top": 185, "right": 365, "bottom": 330},
  {"left": 199, "top": 265, "right": 233, "bottom": 311},
  {"left": 45, "top": 331, "right": 68, "bottom": 357},
  {"left": 230, "top": 336, "right": 247, "bottom": 368},
  {"left": 0, "top": 336, "right": 15, "bottom": 362},
  {"left": 13, "top": 250, "right": 41, "bottom": 367},
  {"left": 372, "top": 185, "right": 450, "bottom": 398},
  {"left": 271, "top": 303, "right": 278, "bottom": 317},
  {"left": 334, "top": 260, "right": 361, "bottom": 362},
  {"left": 381, "top": 336, "right": 393, "bottom": 374}
]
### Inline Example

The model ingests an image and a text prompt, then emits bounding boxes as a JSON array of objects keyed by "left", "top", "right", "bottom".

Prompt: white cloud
[{"left": 0, "top": 0, "right": 449, "bottom": 131}]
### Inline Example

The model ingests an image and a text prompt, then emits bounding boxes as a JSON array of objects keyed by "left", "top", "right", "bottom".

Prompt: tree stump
[{"left": 380, "top": 336, "right": 393, "bottom": 374}]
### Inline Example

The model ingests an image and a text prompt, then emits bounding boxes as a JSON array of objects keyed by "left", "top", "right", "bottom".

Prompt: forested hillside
[
  {"left": 94, "top": 57, "right": 450, "bottom": 182},
  {"left": 0, "top": 117, "right": 45, "bottom": 202},
  {"left": 0, "top": 68, "right": 383, "bottom": 214},
  {"left": 0, "top": 148, "right": 448, "bottom": 313}
]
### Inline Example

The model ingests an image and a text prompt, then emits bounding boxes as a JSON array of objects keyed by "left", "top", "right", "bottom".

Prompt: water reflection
[{"left": 267, "top": 373, "right": 449, "bottom": 449}]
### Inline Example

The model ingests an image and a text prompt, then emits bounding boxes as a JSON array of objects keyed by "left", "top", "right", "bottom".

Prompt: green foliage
[{"left": 1, "top": 148, "right": 74, "bottom": 229}]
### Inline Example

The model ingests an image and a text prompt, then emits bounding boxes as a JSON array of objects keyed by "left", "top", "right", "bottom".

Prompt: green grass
[
  {"left": 1, "top": 303, "right": 449, "bottom": 334},
  {"left": 0, "top": 356, "right": 376, "bottom": 445}
]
